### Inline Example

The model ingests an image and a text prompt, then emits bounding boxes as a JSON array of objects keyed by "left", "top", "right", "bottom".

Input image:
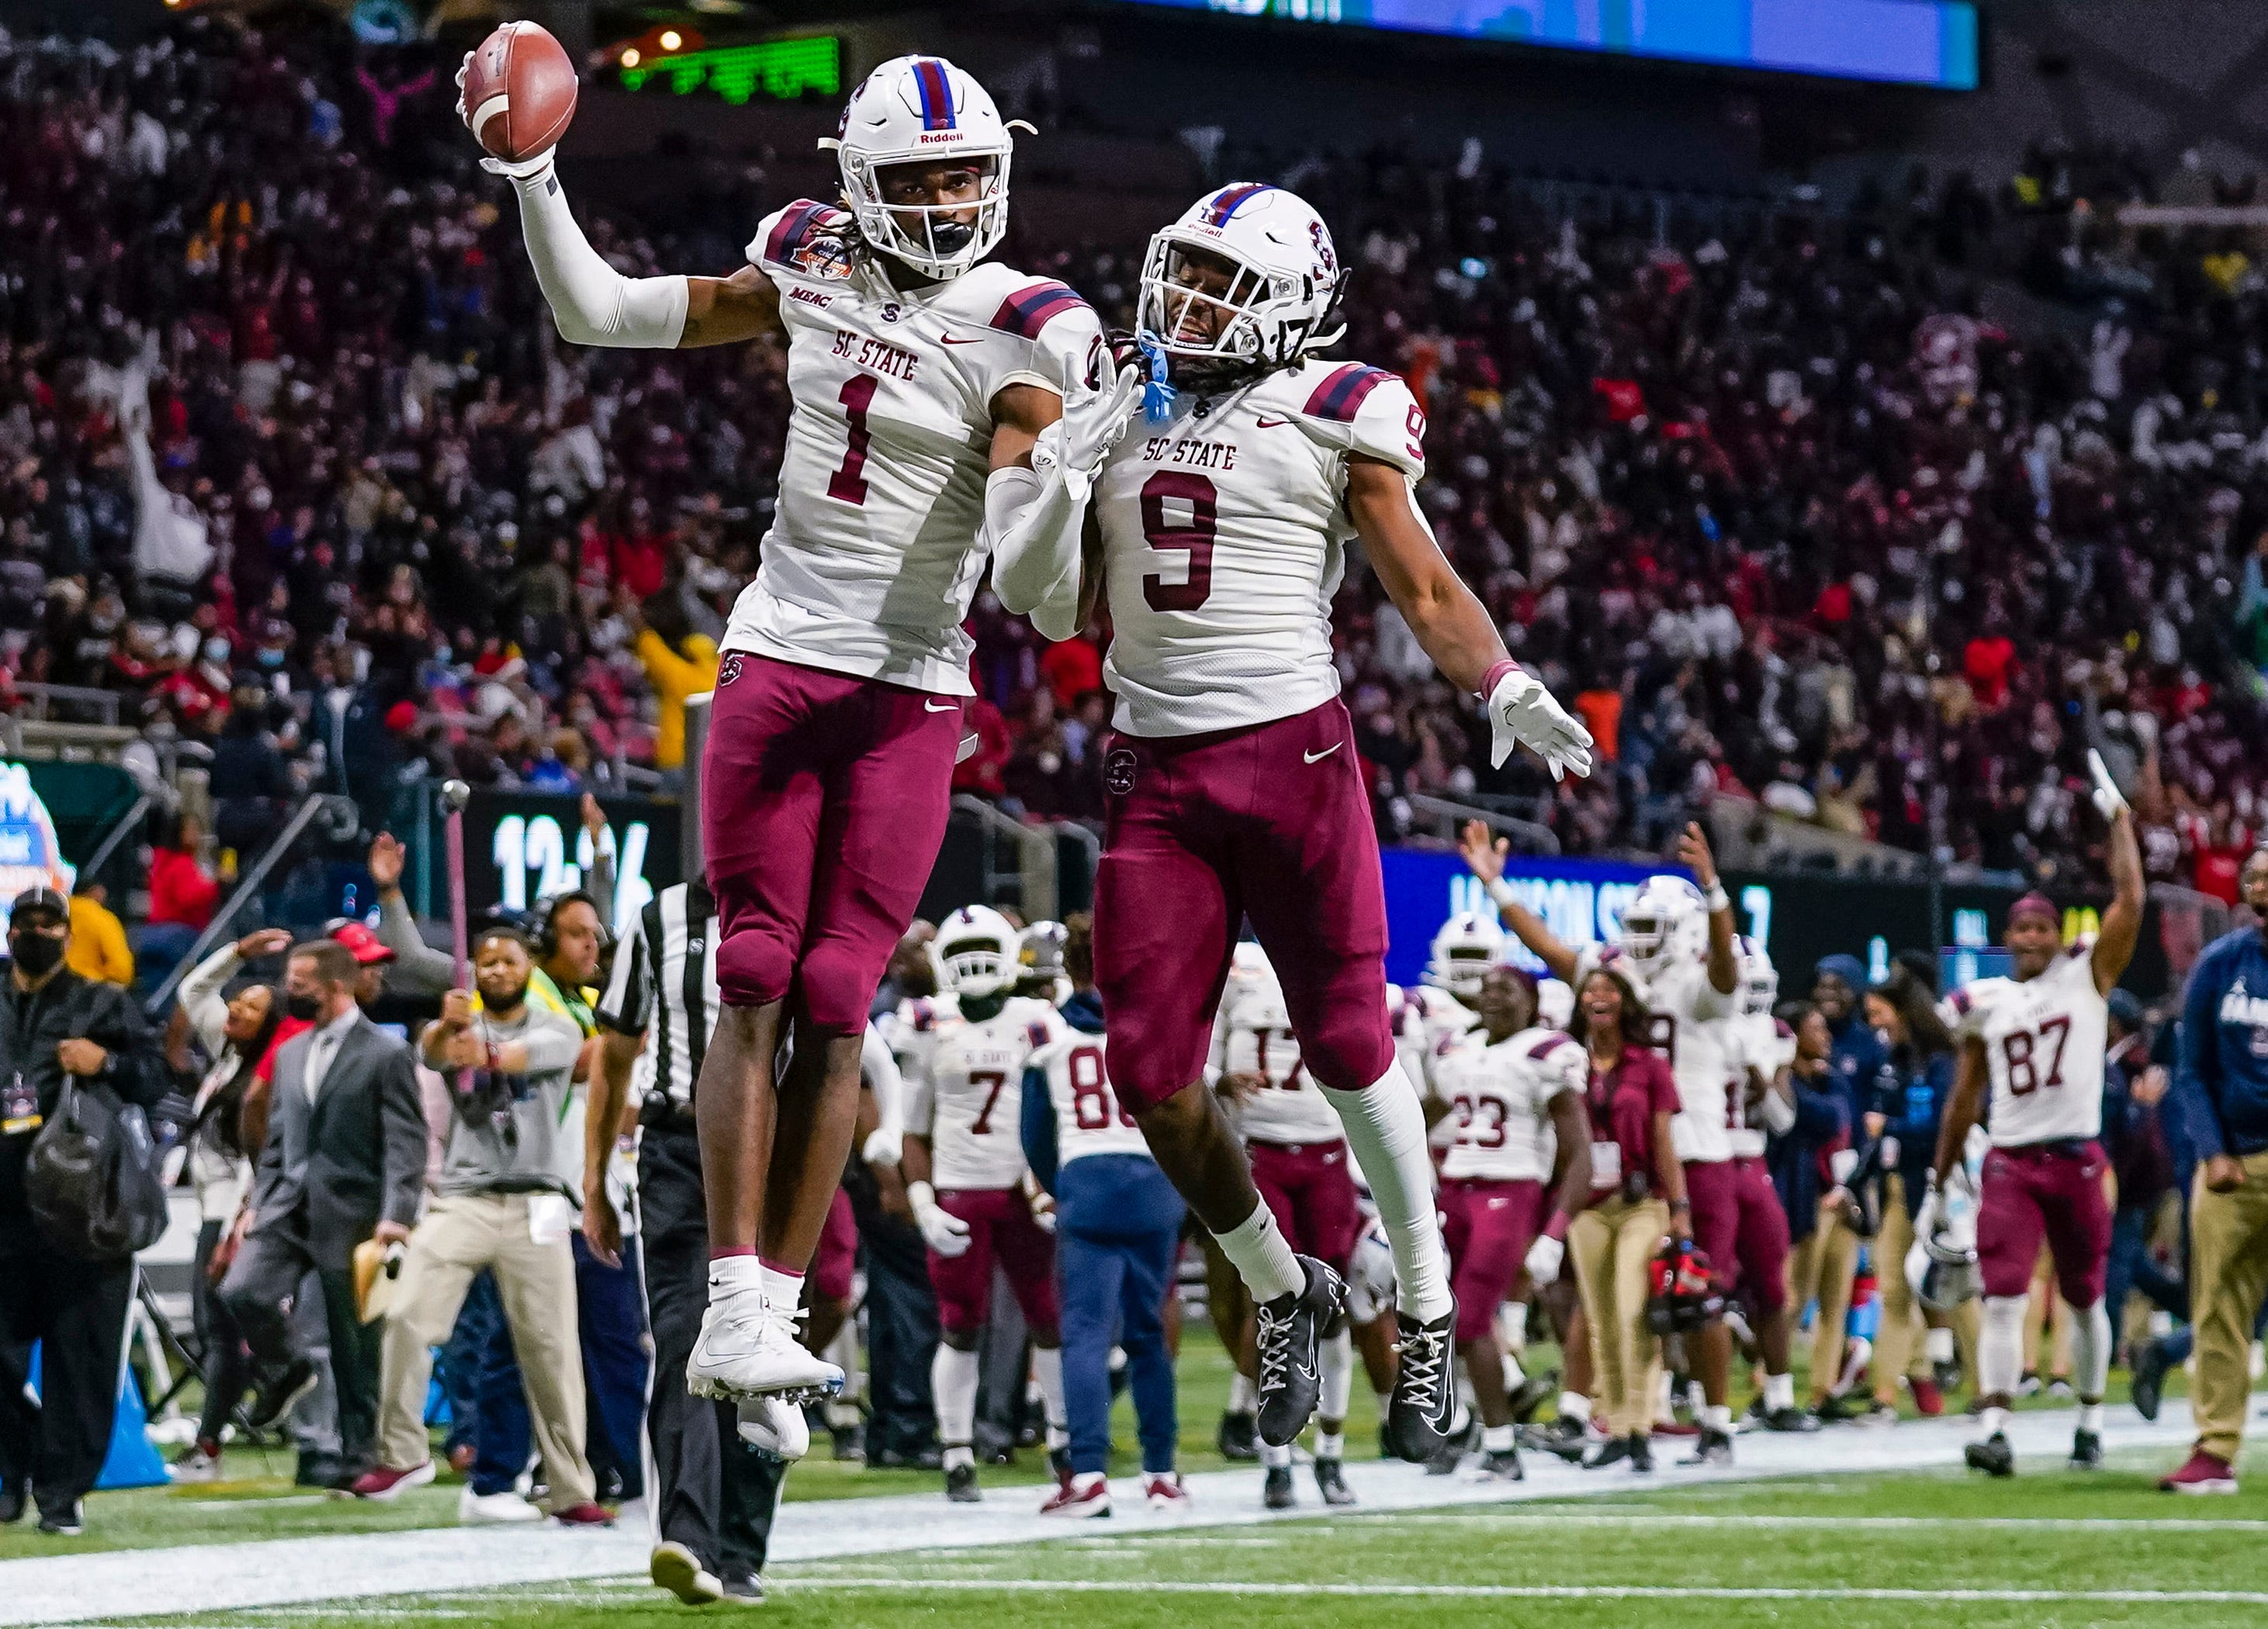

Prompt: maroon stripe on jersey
[
  {"left": 1947, "top": 988, "right": 1973, "bottom": 1016},
  {"left": 762, "top": 200, "right": 828, "bottom": 268},
  {"left": 1303, "top": 363, "right": 1394, "bottom": 422},
  {"left": 989, "top": 281, "right": 1089, "bottom": 341},
  {"left": 1528, "top": 1034, "right": 1573, "bottom": 1061}
]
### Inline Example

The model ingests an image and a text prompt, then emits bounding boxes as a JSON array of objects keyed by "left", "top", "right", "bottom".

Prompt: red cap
[{"left": 332, "top": 922, "right": 396, "bottom": 967}]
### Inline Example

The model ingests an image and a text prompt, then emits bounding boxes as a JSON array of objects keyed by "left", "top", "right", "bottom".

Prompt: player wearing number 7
[
  {"left": 1935, "top": 750, "right": 2144, "bottom": 1479},
  {"left": 1065, "top": 184, "right": 1595, "bottom": 1464},
  {"left": 465, "top": 53, "right": 1135, "bottom": 1414}
]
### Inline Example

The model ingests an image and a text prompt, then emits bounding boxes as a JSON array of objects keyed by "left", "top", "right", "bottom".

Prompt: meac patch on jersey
[
  {"left": 1030, "top": 1030, "right": 1151, "bottom": 1166},
  {"left": 1433, "top": 1027, "right": 1584, "bottom": 1184},
  {"left": 1942, "top": 942, "right": 2108, "bottom": 1147},
  {"left": 1576, "top": 943, "right": 1738, "bottom": 1164},
  {"left": 1097, "top": 356, "right": 1425, "bottom": 737},
  {"left": 908, "top": 996, "right": 1065, "bottom": 1190}
]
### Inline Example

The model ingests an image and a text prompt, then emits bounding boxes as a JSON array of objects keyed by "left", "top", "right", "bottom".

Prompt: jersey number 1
[
  {"left": 827, "top": 374, "right": 879, "bottom": 505},
  {"left": 1141, "top": 471, "right": 1218, "bottom": 612}
]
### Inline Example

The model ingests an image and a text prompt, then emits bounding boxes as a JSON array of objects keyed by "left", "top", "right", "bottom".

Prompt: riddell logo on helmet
[{"left": 916, "top": 131, "right": 962, "bottom": 144}]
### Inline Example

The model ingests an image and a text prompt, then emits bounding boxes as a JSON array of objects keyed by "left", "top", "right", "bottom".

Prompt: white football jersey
[
  {"left": 1943, "top": 943, "right": 2108, "bottom": 1147},
  {"left": 1395, "top": 984, "right": 1480, "bottom": 1097},
  {"left": 1577, "top": 944, "right": 1739, "bottom": 1164},
  {"left": 907, "top": 996, "right": 1064, "bottom": 1189},
  {"left": 1030, "top": 1029, "right": 1151, "bottom": 1168},
  {"left": 885, "top": 990, "right": 960, "bottom": 1087},
  {"left": 724, "top": 203, "right": 1104, "bottom": 695},
  {"left": 1726, "top": 1012, "right": 1797, "bottom": 1159},
  {"left": 1433, "top": 1027, "right": 1584, "bottom": 1184},
  {"left": 1096, "top": 357, "right": 1426, "bottom": 737},
  {"left": 1209, "top": 958, "right": 1345, "bottom": 1145}
]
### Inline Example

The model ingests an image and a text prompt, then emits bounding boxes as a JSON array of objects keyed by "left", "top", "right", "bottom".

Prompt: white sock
[
  {"left": 1657, "top": 1369, "right": 1676, "bottom": 1421},
  {"left": 1926, "top": 1326, "right": 1956, "bottom": 1366},
  {"left": 1981, "top": 1404, "right": 2010, "bottom": 1438},
  {"left": 2062, "top": 1296, "right": 2110, "bottom": 1404},
  {"left": 708, "top": 1255, "right": 762, "bottom": 1305},
  {"left": 1483, "top": 1423, "right": 1517, "bottom": 1452},
  {"left": 1260, "top": 1440, "right": 1292, "bottom": 1469},
  {"left": 1033, "top": 1346, "right": 1070, "bottom": 1450},
  {"left": 1979, "top": 1295, "right": 2026, "bottom": 1416},
  {"left": 1316, "top": 1430, "right": 1345, "bottom": 1460},
  {"left": 1559, "top": 1390, "right": 1591, "bottom": 1424},
  {"left": 1375, "top": 1390, "right": 1394, "bottom": 1423},
  {"left": 1324, "top": 1066, "right": 1452, "bottom": 1320},
  {"left": 1321, "top": 1327, "right": 1353, "bottom": 1420},
  {"left": 1704, "top": 1403, "right": 1733, "bottom": 1433},
  {"left": 760, "top": 1263, "right": 805, "bottom": 1321},
  {"left": 1229, "top": 1374, "right": 1259, "bottom": 1413},
  {"left": 1764, "top": 1371, "right": 1795, "bottom": 1412},
  {"left": 1503, "top": 1347, "right": 1527, "bottom": 1388},
  {"left": 933, "top": 1345, "right": 980, "bottom": 1456},
  {"left": 1214, "top": 1200, "right": 1304, "bottom": 1303},
  {"left": 2079, "top": 1401, "right": 2105, "bottom": 1432}
]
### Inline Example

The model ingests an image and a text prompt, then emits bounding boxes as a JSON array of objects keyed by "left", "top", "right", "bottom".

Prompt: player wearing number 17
[
  {"left": 1936, "top": 750, "right": 2144, "bottom": 1478},
  {"left": 1061, "top": 185, "right": 1595, "bottom": 1465},
  {"left": 461, "top": 45, "right": 1124, "bottom": 1408}
]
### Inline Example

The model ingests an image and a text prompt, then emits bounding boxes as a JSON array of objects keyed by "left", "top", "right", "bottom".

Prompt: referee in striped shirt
[{"left": 590, "top": 881, "right": 782, "bottom": 1606}]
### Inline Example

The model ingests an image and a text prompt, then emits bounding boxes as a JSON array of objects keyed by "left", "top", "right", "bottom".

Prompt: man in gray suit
[{"left": 221, "top": 939, "right": 427, "bottom": 1482}]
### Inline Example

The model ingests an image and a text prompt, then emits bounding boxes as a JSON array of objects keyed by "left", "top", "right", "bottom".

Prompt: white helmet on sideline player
[
  {"left": 931, "top": 905, "right": 1023, "bottom": 999},
  {"left": 1736, "top": 936, "right": 1778, "bottom": 1016},
  {"left": 1137, "top": 183, "right": 1344, "bottom": 386},
  {"left": 1617, "top": 875, "right": 1706, "bottom": 976},
  {"left": 1536, "top": 976, "right": 1574, "bottom": 1031},
  {"left": 822, "top": 55, "right": 1022, "bottom": 279},
  {"left": 1426, "top": 910, "right": 1504, "bottom": 1000}
]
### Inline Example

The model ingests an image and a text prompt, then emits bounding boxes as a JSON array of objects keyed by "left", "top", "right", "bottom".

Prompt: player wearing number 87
[
  {"left": 1935, "top": 751, "right": 2145, "bottom": 1478},
  {"left": 899, "top": 907, "right": 1073, "bottom": 1503},
  {"left": 1073, "top": 182, "right": 1589, "bottom": 1468}
]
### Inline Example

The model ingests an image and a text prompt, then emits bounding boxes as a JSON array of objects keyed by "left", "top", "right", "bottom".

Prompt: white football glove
[
  {"left": 1042, "top": 351, "right": 1142, "bottom": 504},
  {"left": 2088, "top": 747, "right": 2130, "bottom": 821},
  {"left": 908, "top": 1181, "right": 971, "bottom": 1258},
  {"left": 861, "top": 1125, "right": 904, "bottom": 1168},
  {"left": 1523, "top": 1232, "right": 1565, "bottom": 1287},
  {"left": 1487, "top": 665, "right": 1595, "bottom": 782}
]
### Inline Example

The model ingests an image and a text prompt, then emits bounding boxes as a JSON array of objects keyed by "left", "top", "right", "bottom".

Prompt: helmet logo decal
[
  {"left": 1203, "top": 182, "right": 1269, "bottom": 226},
  {"left": 1310, "top": 219, "right": 1338, "bottom": 286}
]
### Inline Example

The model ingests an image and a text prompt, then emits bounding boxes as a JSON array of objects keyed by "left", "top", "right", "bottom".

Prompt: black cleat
[
  {"left": 1629, "top": 1434, "right": 1654, "bottom": 1475},
  {"left": 36, "top": 1501, "right": 82, "bottom": 1537},
  {"left": 1314, "top": 1457, "right": 1356, "bottom": 1506},
  {"left": 1813, "top": 1393, "right": 1863, "bottom": 1425},
  {"left": 1217, "top": 1409, "right": 1260, "bottom": 1461},
  {"left": 1425, "top": 1413, "right": 1477, "bottom": 1477},
  {"left": 1469, "top": 1446, "right": 1525, "bottom": 1482},
  {"left": 1684, "top": 1426, "right": 1734, "bottom": 1467},
  {"left": 1965, "top": 1432, "right": 2016, "bottom": 1478},
  {"left": 1255, "top": 1257, "right": 1344, "bottom": 1449},
  {"left": 1522, "top": 1416, "right": 1589, "bottom": 1463},
  {"left": 1583, "top": 1434, "right": 1631, "bottom": 1471},
  {"left": 2131, "top": 1341, "right": 2169, "bottom": 1423},
  {"left": 1263, "top": 1465, "right": 1296, "bottom": 1510},
  {"left": 1759, "top": 1405, "right": 1822, "bottom": 1433},
  {"left": 2070, "top": 1428, "right": 2104, "bottom": 1469},
  {"left": 1505, "top": 1367, "right": 1559, "bottom": 1425},
  {"left": 246, "top": 1358, "right": 320, "bottom": 1433},
  {"left": 1385, "top": 1301, "right": 1458, "bottom": 1463},
  {"left": 944, "top": 1463, "right": 982, "bottom": 1503},
  {"left": 722, "top": 1572, "right": 764, "bottom": 1606}
]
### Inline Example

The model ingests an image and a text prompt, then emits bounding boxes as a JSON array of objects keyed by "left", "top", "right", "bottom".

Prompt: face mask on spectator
[
  {"left": 286, "top": 990, "right": 322, "bottom": 1021},
  {"left": 8, "top": 927, "right": 64, "bottom": 976}
]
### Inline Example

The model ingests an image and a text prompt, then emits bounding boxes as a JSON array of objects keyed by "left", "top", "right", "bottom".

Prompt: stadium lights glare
[
  {"left": 660, "top": 30, "right": 683, "bottom": 50},
  {"left": 622, "top": 47, "right": 641, "bottom": 67}
]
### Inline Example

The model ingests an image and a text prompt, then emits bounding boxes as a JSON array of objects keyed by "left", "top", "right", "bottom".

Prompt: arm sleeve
[
  {"left": 2180, "top": 951, "right": 2228, "bottom": 1161},
  {"left": 377, "top": 1043, "right": 431, "bottom": 1229},
  {"left": 376, "top": 892, "right": 457, "bottom": 996},
  {"left": 506, "top": 168, "right": 689, "bottom": 349},
  {"left": 1020, "top": 1066, "right": 1059, "bottom": 1194},
  {"left": 861, "top": 1023, "right": 905, "bottom": 1142},
  {"left": 178, "top": 944, "right": 244, "bottom": 1057}
]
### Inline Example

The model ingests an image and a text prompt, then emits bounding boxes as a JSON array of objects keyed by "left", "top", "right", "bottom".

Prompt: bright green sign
[{"left": 619, "top": 36, "right": 842, "bottom": 105}]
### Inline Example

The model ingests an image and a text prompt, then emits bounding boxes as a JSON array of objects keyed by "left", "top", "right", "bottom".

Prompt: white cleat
[
  {"left": 734, "top": 1395, "right": 812, "bottom": 1461},
  {"left": 458, "top": 1486, "right": 544, "bottom": 1524},
  {"left": 687, "top": 1295, "right": 845, "bottom": 1403}
]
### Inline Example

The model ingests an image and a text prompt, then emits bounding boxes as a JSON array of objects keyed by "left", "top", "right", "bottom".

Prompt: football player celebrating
[
  {"left": 1725, "top": 940, "right": 1814, "bottom": 1433},
  {"left": 1397, "top": 912, "right": 1505, "bottom": 1091},
  {"left": 900, "top": 907, "right": 1072, "bottom": 1501},
  {"left": 467, "top": 53, "right": 1136, "bottom": 1407},
  {"left": 1431, "top": 967, "right": 1593, "bottom": 1480},
  {"left": 1937, "top": 753, "right": 2142, "bottom": 1477},
  {"left": 1210, "top": 944, "right": 1363, "bottom": 1509},
  {"left": 1464, "top": 820, "right": 1749, "bottom": 1462},
  {"left": 1053, "top": 185, "right": 1592, "bottom": 1462}
]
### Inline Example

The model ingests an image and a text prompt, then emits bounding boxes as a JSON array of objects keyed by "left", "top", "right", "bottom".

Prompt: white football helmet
[
  {"left": 1617, "top": 875, "right": 1706, "bottom": 974},
  {"left": 1736, "top": 936, "right": 1778, "bottom": 1017},
  {"left": 1426, "top": 910, "right": 1504, "bottom": 1000},
  {"left": 1137, "top": 183, "right": 1344, "bottom": 382},
  {"left": 1536, "top": 976, "right": 1575, "bottom": 1032},
  {"left": 822, "top": 55, "right": 1022, "bottom": 279},
  {"left": 931, "top": 905, "right": 1022, "bottom": 999},
  {"left": 1018, "top": 920, "right": 1069, "bottom": 1003}
]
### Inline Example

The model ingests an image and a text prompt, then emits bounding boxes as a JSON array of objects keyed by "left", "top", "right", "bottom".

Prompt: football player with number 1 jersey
[
  {"left": 1428, "top": 967, "right": 1594, "bottom": 1481},
  {"left": 900, "top": 908, "right": 1071, "bottom": 1503},
  {"left": 1463, "top": 819, "right": 1750, "bottom": 1458},
  {"left": 1937, "top": 753, "right": 2143, "bottom": 1478},
  {"left": 1063, "top": 182, "right": 1595, "bottom": 1468}
]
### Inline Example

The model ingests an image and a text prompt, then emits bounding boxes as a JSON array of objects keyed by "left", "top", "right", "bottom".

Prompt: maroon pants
[
  {"left": 926, "top": 1188, "right": 1061, "bottom": 1340},
  {"left": 1439, "top": 1177, "right": 1546, "bottom": 1344},
  {"left": 810, "top": 1188, "right": 857, "bottom": 1305},
  {"left": 1096, "top": 699, "right": 1394, "bottom": 1110},
  {"left": 1250, "top": 1139, "right": 1363, "bottom": 1270},
  {"left": 1730, "top": 1156, "right": 1791, "bottom": 1314},
  {"left": 702, "top": 650, "right": 962, "bottom": 1030},
  {"left": 1976, "top": 1140, "right": 2111, "bottom": 1305}
]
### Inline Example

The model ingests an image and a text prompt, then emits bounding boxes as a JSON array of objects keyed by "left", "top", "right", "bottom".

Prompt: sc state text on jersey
[
  {"left": 1137, "top": 435, "right": 1238, "bottom": 470},
  {"left": 829, "top": 330, "right": 923, "bottom": 381}
]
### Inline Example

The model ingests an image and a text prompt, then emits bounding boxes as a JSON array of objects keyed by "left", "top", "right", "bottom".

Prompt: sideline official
[{"left": 0, "top": 886, "right": 164, "bottom": 1536}]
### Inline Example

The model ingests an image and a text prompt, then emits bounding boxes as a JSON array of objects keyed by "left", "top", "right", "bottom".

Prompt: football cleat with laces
[
  {"left": 1385, "top": 1301, "right": 1459, "bottom": 1463},
  {"left": 1254, "top": 1256, "right": 1343, "bottom": 1448},
  {"left": 734, "top": 1396, "right": 811, "bottom": 1461},
  {"left": 687, "top": 1295, "right": 843, "bottom": 1404}
]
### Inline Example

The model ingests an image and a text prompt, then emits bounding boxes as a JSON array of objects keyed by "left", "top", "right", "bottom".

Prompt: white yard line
[
  {"left": 766, "top": 1578, "right": 2268, "bottom": 1605},
  {"left": 0, "top": 1403, "right": 2214, "bottom": 1627}
]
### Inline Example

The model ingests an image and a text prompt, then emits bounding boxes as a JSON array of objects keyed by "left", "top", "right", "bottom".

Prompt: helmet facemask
[
  {"left": 840, "top": 151, "right": 1009, "bottom": 281},
  {"left": 1439, "top": 946, "right": 1494, "bottom": 1002},
  {"left": 933, "top": 925, "right": 1016, "bottom": 999},
  {"left": 1137, "top": 234, "right": 1338, "bottom": 393}
]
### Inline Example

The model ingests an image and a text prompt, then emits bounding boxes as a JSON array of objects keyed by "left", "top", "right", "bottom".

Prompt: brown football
[{"left": 461, "top": 21, "right": 577, "bottom": 164}]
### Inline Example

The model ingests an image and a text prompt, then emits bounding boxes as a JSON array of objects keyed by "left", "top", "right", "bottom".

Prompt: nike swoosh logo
[
  {"left": 940, "top": 334, "right": 983, "bottom": 346},
  {"left": 925, "top": 699, "right": 959, "bottom": 712},
  {"left": 1304, "top": 743, "right": 1342, "bottom": 764},
  {"left": 1255, "top": 415, "right": 1292, "bottom": 428}
]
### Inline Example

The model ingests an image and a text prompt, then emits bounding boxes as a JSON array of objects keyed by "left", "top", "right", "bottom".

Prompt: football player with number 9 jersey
[
  {"left": 1075, "top": 182, "right": 1594, "bottom": 1468},
  {"left": 1936, "top": 763, "right": 2143, "bottom": 1479}
]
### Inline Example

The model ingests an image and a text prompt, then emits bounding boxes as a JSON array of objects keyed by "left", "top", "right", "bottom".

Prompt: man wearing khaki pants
[
  {"left": 349, "top": 925, "right": 611, "bottom": 1524},
  {"left": 2163, "top": 851, "right": 2268, "bottom": 1494}
]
